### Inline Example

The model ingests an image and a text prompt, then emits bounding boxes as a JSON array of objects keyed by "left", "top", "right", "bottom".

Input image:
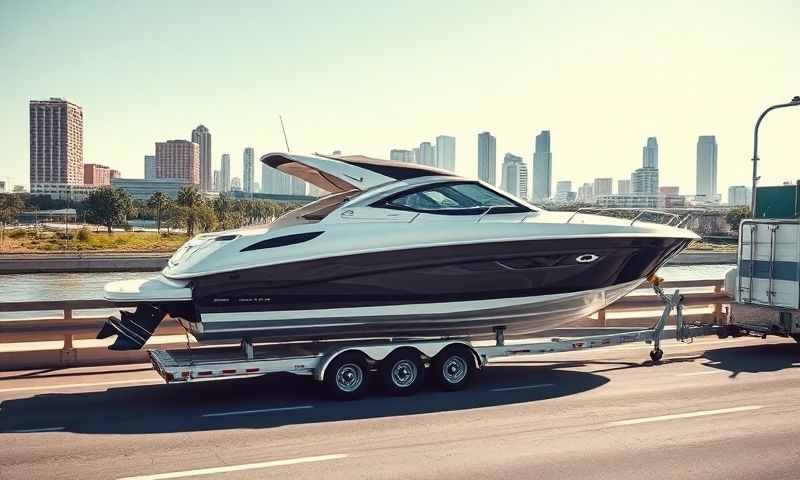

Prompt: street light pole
[{"left": 751, "top": 96, "right": 800, "bottom": 215}]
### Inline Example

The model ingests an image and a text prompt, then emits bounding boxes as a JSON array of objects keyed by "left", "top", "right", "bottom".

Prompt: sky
[{"left": 1, "top": 0, "right": 799, "bottom": 199}]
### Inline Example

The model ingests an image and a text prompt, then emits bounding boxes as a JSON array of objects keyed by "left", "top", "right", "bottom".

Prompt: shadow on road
[
  {"left": 702, "top": 341, "right": 800, "bottom": 378},
  {"left": 0, "top": 364, "right": 609, "bottom": 434}
]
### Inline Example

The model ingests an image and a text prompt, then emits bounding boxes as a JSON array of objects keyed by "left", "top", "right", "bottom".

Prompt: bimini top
[{"left": 260, "top": 152, "right": 457, "bottom": 194}]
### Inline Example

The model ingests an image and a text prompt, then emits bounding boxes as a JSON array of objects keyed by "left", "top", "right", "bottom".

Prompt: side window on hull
[{"left": 378, "top": 182, "right": 530, "bottom": 215}]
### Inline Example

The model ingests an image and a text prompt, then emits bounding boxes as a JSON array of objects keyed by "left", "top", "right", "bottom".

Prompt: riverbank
[{"left": 0, "top": 249, "right": 736, "bottom": 274}]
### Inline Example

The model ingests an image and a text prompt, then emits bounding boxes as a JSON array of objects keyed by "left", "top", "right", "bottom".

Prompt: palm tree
[
  {"left": 147, "top": 191, "right": 169, "bottom": 234},
  {"left": 176, "top": 185, "right": 204, "bottom": 236}
]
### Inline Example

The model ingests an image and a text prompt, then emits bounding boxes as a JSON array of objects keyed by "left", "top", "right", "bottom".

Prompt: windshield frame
[{"left": 370, "top": 180, "right": 533, "bottom": 215}]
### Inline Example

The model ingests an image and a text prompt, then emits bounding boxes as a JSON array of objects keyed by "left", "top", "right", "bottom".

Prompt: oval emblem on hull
[{"left": 576, "top": 254, "right": 599, "bottom": 263}]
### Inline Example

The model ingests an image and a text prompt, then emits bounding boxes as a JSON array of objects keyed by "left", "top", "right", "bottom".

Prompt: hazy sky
[{"left": 1, "top": 0, "right": 798, "bottom": 198}]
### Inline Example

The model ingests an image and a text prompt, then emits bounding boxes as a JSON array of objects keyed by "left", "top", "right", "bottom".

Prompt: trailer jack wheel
[{"left": 650, "top": 348, "right": 664, "bottom": 362}]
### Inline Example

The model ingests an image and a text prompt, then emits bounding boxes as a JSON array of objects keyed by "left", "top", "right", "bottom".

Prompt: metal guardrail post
[{"left": 61, "top": 305, "right": 77, "bottom": 365}]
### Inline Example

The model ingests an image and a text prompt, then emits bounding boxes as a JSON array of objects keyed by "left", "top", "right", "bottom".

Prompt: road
[{"left": 1, "top": 335, "right": 800, "bottom": 479}]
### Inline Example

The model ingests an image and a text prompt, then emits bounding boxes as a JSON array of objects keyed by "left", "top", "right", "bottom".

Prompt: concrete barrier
[{"left": 0, "top": 279, "right": 728, "bottom": 371}]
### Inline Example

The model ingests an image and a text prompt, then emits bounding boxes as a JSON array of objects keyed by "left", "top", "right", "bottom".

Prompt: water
[{"left": 0, "top": 264, "right": 736, "bottom": 305}]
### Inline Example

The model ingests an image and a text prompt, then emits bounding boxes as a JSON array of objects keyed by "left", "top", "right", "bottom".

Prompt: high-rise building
[
  {"left": 220, "top": 153, "right": 231, "bottom": 192},
  {"left": 618, "top": 179, "right": 631, "bottom": 195},
  {"left": 418, "top": 142, "right": 435, "bottom": 166},
  {"left": 110, "top": 169, "right": 120, "bottom": 179},
  {"left": 577, "top": 182, "right": 594, "bottom": 203},
  {"left": 242, "top": 147, "right": 255, "bottom": 194},
  {"left": 631, "top": 167, "right": 659, "bottom": 194},
  {"left": 532, "top": 130, "right": 552, "bottom": 200},
  {"left": 413, "top": 147, "right": 421, "bottom": 164},
  {"left": 212, "top": 170, "right": 220, "bottom": 192},
  {"left": 290, "top": 177, "right": 307, "bottom": 196},
  {"left": 262, "top": 165, "right": 292, "bottom": 194},
  {"left": 390, "top": 149, "right": 415, "bottom": 163},
  {"left": 144, "top": 155, "right": 157, "bottom": 180},
  {"left": 642, "top": 137, "right": 658, "bottom": 169},
  {"left": 660, "top": 186, "right": 680, "bottom": 195},
  {"left": 593, "top": 178, "right": 613, "bottom": 197},
  {"left": 155, "top": 140, "right": 199, "bottom": 184},
  {"left": 231, "top": 177, "right": 242, "bottom": 191},
  {"left": 191, "top": 125, "right": 212, "bottom": 191},
  {"left": 29, "top": 98, "right": 84, "bottom": 187},
  {"left": 556, "top": 181, "right": 572, "bottom": 194},
  {"left": 435, "top": 135, "right": 456, "bottom": 171},
  {"left": 555, "top": 181, "right": 575, "bottom": 203},
  {"left": 254, "top": 181, "right": 260, "bottom": 193},
  {"left": 477, "top": 131, "right": 497, "bottom": 186},
  {"left": 83, "top": 163, "right": 112, "bottom": 186},
  {"left": 696, "top": 135, "right": 718, "bottom": 197},
  {"left": 501, "top": 153, "right": 526, "bottom": 198},
  {"left": 728, "top": 185, "right": 751, "bottom": 206}
]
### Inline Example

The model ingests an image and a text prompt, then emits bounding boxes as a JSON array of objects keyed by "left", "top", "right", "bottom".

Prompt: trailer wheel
[
  {"left": 380, "top": 348, "right": 426, "bottom": 396},
  {"left": 650, "top": 348, "right": 663, "bottom": 362},
  {"left": 433, "top": 345, "right": 475, "bottom": 391},
  {"left": 324, "top": 351, "right": 370, "bottom": 400}
]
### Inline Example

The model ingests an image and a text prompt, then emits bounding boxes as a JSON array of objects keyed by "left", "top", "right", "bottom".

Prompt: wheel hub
[
  {"left": 336, "top": 363, "right": 363, "bottom": 392},
  {"left": 391, "top": 359, "right": 418, "bottom": 387},
  {"left": 442, "top": 356, "right": 467, "bottom": 383}
]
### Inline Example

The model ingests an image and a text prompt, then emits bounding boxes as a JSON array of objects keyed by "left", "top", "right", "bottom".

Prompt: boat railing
[{"left": 565, "top": 207, "right": 692, "bottom": 228}]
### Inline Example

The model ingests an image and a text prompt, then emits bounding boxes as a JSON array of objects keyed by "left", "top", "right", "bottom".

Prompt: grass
[
  {"left": 686, "top": 240, "right": 738, "bottom": 253},
  {"left": 0, "top": 228, "right": 188, "bottom": 253}
]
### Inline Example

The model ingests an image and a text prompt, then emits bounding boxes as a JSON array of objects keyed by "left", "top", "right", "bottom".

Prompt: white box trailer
[{"left": 727, "top": 219, "right": 800, "bottom": 340}]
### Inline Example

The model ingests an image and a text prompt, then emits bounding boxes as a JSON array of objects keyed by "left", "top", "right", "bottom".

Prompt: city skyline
[{"left": 2, "top": 2, "right": 798, "bottom": 195}]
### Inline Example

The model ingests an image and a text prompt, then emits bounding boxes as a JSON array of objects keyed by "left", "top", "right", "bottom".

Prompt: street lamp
[{"left": 751, "top": 96, "right": 800, "bottom": 214}]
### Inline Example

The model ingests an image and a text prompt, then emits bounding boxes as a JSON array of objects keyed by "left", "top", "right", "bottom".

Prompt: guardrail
[{"left": 0, "top": 279, "right": 728, "bottom": 371}]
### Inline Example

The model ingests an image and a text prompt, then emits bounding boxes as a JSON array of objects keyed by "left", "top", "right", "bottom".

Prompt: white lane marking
[
  {"left": 676, "top": 371, "right": 727, "bottom": 377},
  {"left": 202, "top": 405, "right": 314, "bottom": 417},
  {"left": 4, "top": 426, "right": 66, "bottom": 433},
  {"left": 491, "top": 383, "right": 554, "bottom": 392},
  {"left": 607, "top": 405, "right": 764, "bottom": 427},
  {"left": 116, "top": 453, "right": 349, "bottom": 480},
  {"left": 0, "top": 378, "right": 161, "bottom": 394}
]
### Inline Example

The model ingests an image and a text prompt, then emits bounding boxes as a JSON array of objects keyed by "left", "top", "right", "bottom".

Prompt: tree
[
  {"left": 0, "top": 194, "right": 25, "bottom": 247},
  {"left": 726, "top": 206, "right": 752, "bottom": 233},
  {"left": 176, "top": 185, "right": 205, "bottom": 236},
  {"left": 212, "top": 193, "right": 235, "bottom": 229},
  {"left": 84, "top": 187, "right": 134, "bottom": 233},
  {"left": 147, "top": 192, "right": 170, "bottom": 234}
]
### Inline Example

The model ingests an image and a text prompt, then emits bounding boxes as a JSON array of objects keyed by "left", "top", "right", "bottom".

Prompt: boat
[{"left": 97, "top": 152, "right": 699, "bottom": 350}]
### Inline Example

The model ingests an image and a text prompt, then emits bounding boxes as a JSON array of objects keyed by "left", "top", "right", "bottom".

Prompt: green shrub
[
  {"left": 76, "top": 228, "right": 91, "bottom": 242},
  {"left": 8, "top": 229, "right": 27, "bottom": 239}
]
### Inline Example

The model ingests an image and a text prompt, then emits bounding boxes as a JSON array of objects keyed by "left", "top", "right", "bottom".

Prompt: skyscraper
[
  {"left": 477, "top": 131, "right": 497, "bottom": 186},
  {"left": 631, "top": 168, "right": 659, "bottom": 194},
  {"left": 220, "top": 153, "right": 231, "bottom": 192},
  {"left": 29, "top": 98, "right": 84, "bottom": 186},
  {"left": 191, "top": 125, "right": 212, "bottom": 191},
  {"left": 262, "top": 165, "right": 292, "bottom": 194},
  {"left": 728, "top": 185, "right": 750, "bottom": 206},
  {"left": 290, "top": 177, "right": 307, "bottom": 196},
  {"left": 593, "top": 178, "right": 613, "bottom": 197},
  {"left": 618, "top": 179, "right": 631, "bottom": 195},
  {"left": 213, "top": 170, "right": 220, "bottom": 192},
  {"left": 501, "top": 153, "right": 526, "bottom": 198},
  {"left": 144, "top": 155, "right": 157, "bottom": 180},
  {"left": 435, "top": 135, "right": 456, "bottom": 171},
  {"left": 389, "top": 149, "right": 415, "bottom": 163},
  {"left": 155, "top": 140, "right": 199, "bottom": 184},
  {"left": 532, "top": 130, "right": 552, "bottom": 200},
  {"left": 413, "top": 147, "right": 421, "bottom": 164},
  {"left": 231, "top": 177, "right": 242, "bottom": 191},
  {"left": 642, "top": 137, "right": 658, "bottom": 169},
  {"left": 696, "top": 135, "right": 718, "bottom": 197},
  {"left": 242, "top": 147, "right": 254, "bottom": 194},
  {"left": 418, "top": 142, "right": 435, "bottom": 166}
]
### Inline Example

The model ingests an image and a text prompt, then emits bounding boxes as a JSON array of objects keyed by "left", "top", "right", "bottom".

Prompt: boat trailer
[{"left": 147, "top": 279, "right": 723, "bottom": 400}]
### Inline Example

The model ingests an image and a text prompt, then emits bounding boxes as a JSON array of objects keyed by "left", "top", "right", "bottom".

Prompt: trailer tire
[
  {"left": 433, "top": 345, "right": 475, "bottom": 391},
  {"left": 323, "top": 351, "right": 370, "bottom": 401},
  {"left": 380, "top": 348, "right": 426, "bottom": 396}
]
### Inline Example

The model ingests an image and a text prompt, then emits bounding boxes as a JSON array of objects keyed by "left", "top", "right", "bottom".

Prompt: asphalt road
[{"left": 2, "top": 335, "right": 800, "bottom": 479}]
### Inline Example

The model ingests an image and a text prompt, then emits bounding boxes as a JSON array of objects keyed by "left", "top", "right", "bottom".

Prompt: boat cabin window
[{"left": 376, "top": 182, "right": 530, "bottom": 215}]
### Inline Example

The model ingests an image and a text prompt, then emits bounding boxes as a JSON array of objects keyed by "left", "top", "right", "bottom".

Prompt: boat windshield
[{"left": 378, "top": 182, "right": 531, "bottom": 214}]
